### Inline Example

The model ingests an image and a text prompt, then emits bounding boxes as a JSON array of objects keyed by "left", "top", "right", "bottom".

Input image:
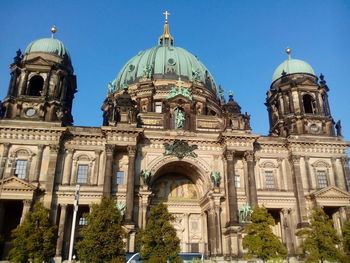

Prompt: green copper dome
[
  {"left": 25, "top": 37, "right": 71, "bottom": 59},
  {"left": 272, "top": 58, "right": 315, "bottom": 82},
  {"left": 111, "top": 45, "right": 218, "bottom": 95}
]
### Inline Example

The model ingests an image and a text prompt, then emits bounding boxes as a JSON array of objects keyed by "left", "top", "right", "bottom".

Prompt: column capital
[
  {"left": 60, "top": 203, "right": 68, "bottom": 209},
  {"left": 290, "top": 155, "right": 301, "bottom": 164},
  {"left": 3, "top": 143, "right": 11, "bottom": 150},
  {"left": 23, "top": 199, "right": 32, "bottom": 207},
  {"left": 127, "top": 145, "right": 136, "bottom": 157},
  {"left": 244, "top": 151, "right": 254, "bottom": 162},
  {"left": 37, "top": 144, "right": 45, "bottom": 151},
  {"left": 94, "top": 149, "right": 102, "bottom": 155},
  {"left": 225, "top": 150, "right": 235, "bottom": 161},
  {"left": 49, "top": 144, "right": 59, "bottom": 153},
  {"left": 66, "top": 148, "right": 75, "bottom": 154},
  {"left": 105, "top": 144, "right": 115, "bottom": 155}
]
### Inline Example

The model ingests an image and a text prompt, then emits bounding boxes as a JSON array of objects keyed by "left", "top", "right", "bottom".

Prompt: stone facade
[{"left": 0, "top": 24, "right": 349, "bottom": 262}]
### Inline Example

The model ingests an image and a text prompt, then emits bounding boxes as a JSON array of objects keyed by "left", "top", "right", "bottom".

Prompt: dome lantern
[{"left": 159, "top": 11, "right": 174, "bottom": 46}]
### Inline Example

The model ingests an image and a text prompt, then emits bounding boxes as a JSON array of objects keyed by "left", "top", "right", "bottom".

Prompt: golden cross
[{"left": 163, "top": 11, "right": 170, "bottom": 23}]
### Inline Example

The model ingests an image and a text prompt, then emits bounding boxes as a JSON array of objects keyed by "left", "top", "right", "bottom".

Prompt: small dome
[
  {"left": 111, "top": 45, "right": 218, "bottom": 95},
  {"left": 272, "top": 58, "right": 315, "bottom": 82},
  {"left": 25, "top": 38, "right": 71, "bottom": 59}
]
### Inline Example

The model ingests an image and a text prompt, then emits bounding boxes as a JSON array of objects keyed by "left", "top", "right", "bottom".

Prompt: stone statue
[
  {"left": 210, "top": 171, "right": 221, "bottom": 188},
  {"left": 143, "top": 65, "right": 153, "bottom": 79},
  {"left": 140, "top": 169, "right": 152, "bottom": 187},
  {"left": 107, "top": 81, "right": 116, "bottom": 94},
  {"left": 335, "top": 120, "right": 342, "bottom": 137},
  {"left": 175, "top": 109, "right": 185, "bottom": 129},
  {"left": 239, "top": 204, "right": 252, "bottom": 223},
  {"left": 192, "top": 68, "right": 201, "bottom": 82},
  {"left": 115, "top": 202, "right": 126, "bottom": 216}
]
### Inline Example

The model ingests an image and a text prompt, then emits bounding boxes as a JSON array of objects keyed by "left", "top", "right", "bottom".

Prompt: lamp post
[{"left": 68, "top": 184, "right": 80, "bottom": 263}]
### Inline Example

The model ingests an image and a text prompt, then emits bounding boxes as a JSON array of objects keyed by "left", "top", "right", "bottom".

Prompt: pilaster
[
  {"left": 244, "top": 151, "right": 257, "bottom": 207},
  {"left": 125, "top": 146, "right": 136, "bottom": 224}
]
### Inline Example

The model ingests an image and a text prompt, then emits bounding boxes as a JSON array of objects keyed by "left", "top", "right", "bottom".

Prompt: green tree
[
  {"left": 8, "top": 202, "right": 57, "bottom": 263},
  {"left": 140, "top": 202, "right": 182, "bottom": 263},
  {"left": 343, "top": 220, "right": 350, "bottom": 255},
  {"left": 297, "top": 206, "right": 343, "bottom": 262},
  {"left": 243, "top": 206, "right": 287, "bottom": 262},
  {"left": 76, "top": 197, "right": 126, "bottom": 263}
]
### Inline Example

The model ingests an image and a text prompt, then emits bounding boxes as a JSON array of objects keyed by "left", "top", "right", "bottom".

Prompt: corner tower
[
  {"left": 0, "top": 27, "right": 77, "bottom": 126},
  {"left": 266, "top": 49, "right": 334, "bottom": 137}
]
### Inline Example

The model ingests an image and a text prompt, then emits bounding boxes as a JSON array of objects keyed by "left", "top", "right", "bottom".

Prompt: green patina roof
[
  {"left": 272, "top": 58, "right": 315, "bottom": 82},
  {"left": 110, "top": 45, "right": 218, "bottom": 95},
  {"left": 25, "top": 37, "right": 71, "bottom": 60}
]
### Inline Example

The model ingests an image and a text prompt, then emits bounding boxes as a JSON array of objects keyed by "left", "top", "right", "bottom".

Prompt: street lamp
[{"left": 68, "top": 184, "right": 80, "bottom": 263}]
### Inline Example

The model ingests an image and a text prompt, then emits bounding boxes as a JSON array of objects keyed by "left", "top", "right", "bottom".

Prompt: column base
[
  {"left": 53, "top": 256, "right": 62, "bottom": 263},
  {"left": 224, "top": 225, "right": 243, "bottom": 258}
]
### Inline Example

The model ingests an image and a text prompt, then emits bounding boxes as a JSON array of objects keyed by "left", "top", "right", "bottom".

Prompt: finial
[
  {"left": 285, "top": 48, "right": 292, "bottom": 60},
  {"left": 228, "top": 91, "right": 233, "bottom": 97},
  {"left": 51, "top": 25, "right": 57, "bottom": 38},
  {"left": 163, "top": 11, "right": 170, "bottom": 23}
]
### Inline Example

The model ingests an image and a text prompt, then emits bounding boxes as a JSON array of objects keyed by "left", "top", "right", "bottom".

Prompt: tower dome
[
  {"left": 24, "top": 27, "right": 71, "bottom": 60},
  {"left": 109, "top": 17, "right": 218, "bottom": 96},
  {"left": 272, "top": 49, "right": 315, "bottom": 82}
]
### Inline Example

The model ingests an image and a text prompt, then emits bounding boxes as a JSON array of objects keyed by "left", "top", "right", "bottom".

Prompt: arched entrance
[{"left": 150, "top": 161, "right": 208, "bottom": 253}]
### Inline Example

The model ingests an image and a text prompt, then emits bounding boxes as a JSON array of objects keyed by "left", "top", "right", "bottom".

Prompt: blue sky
[{"left": 0, "top": 0, "right": 349, "bottom": 140}]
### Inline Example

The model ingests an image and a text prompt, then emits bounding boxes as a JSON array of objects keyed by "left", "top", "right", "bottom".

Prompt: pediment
[
  {"left": 311, "top": 186, "right": 350, "bottom": 200},
  {"left": 0, "top": 176, "right": 36, "bottom": 192},
  {"left": 168, "top": 94, "right": 192, "bottom": 103},
  {"left": 25, "top": 56, "right": 53, "bottom": 66}
]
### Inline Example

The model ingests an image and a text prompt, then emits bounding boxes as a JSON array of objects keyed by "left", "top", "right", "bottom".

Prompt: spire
[{"left": 159, "top": 11, "right": 174, "bottom": 46}]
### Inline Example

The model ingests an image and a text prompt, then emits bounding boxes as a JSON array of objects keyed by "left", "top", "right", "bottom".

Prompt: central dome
[{"left": 110, "top": 21, "right": 218, "bottom": 96}]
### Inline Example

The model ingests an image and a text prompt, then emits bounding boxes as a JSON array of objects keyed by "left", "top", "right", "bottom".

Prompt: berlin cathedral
[{"left": 0, "top": 14, "right": 349, "bottom": 262}]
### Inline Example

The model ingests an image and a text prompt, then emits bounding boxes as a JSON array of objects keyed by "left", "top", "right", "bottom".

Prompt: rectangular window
[
  {"left": 317, "top": 170, "right": 328, "bottom": 188},
  {"left": 76, "top": 164, "right": 89, "bottom": 184},
  {"left": 265, "top": 170, "right": 275, "bottom": 189},
  {"left": 235, "top": 175, "right": 240, "bottom": 188},
  {"left": 116, "top": 171, "right": 125, "bottom": 184},
  {"left": 155, "top": 103, "right": 162, "bottom": 113},
  {"left": 15, "top": 160, "right": 28, "bottom": 179}
]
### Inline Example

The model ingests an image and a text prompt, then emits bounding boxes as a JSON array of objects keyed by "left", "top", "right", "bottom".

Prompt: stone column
[
  {"left": 103, "top": 145, "right": 114, "bottom": 197},
  {"left": 0, "top": 143, "right": 10, "bottom": 180},
  {"left": 290, "top": 155, "right": 308, "bottom": 227},
  {"left": 214, "top": 205, "right": 222, "bottom": 255},
  {"left": 43, "top": 145, "right": 59, "bottom": 212},
  {"left": 125, "top": 146, "right": 136, "bottom": 224},
  {"left": 303, "top": 156, "right": 312, "bottom": 191},
  {"left": 184, "top": 213, "right": 190, "bottom": 252},
  {"left": 207, "top": 208, "right": 216, "bottom": 255},
  {"left": 341, "top": 157, "right": 350, "bottom": 191},
  {"left": 92, "top": 150, "right": 101, "bottom": 185},
  {"left": 332, "top": 158, "right": 344, "bottom": 189},
  {"left": 226, "top": 150, "right": 239, "bottom": 225},
  {"left": 20, "top": 199, "right": 32, "bottom": 223},
  {"left": 33, "top": 145, "right": 44, "bottom": 182},
  {"left": 201, "top": 212, "right": 208, "bottom": 255},
  {"left": 277, "top": 158, "right": 286, "bottom": 190},
  {"left": 62, "top": 149, "right": 74, "bottom": 185},
  {"left": 245, "top": 151, "right": 257, "bottom": 207},
  {"left": 56, "top": 204, "right": 67, "bottom": 257},
  {"left": 281, "top": 208, "right": 294, "bottom": 254}
]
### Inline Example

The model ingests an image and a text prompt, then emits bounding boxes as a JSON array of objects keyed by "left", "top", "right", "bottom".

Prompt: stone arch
[
  {"left": 148, "top": 156, "right": 211, "bottom": 198},
  {"left": 27, "top": 75, "right": 44, "bottom": 96}
]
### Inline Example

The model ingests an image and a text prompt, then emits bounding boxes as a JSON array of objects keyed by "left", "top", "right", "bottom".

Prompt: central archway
[{"left": 149, "top": 161, "right": 209, "bottom": 253}]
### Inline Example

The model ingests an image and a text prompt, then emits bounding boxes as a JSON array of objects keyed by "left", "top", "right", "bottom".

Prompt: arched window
[
  {"left": 303, "top": 94, "right": 314, "bottom": 114},
  {"left": 28, "top": 75, "right": 44, "bottom": 96}
]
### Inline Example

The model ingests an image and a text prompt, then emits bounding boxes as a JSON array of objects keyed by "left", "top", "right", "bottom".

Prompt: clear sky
[{"left": 0, "top": 0, "right": 349, "bottom": 140}]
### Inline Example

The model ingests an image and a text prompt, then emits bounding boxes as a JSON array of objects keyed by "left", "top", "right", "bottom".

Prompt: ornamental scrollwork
[{"left": 163, "top": 140, "right": 198, "bottom": 160}]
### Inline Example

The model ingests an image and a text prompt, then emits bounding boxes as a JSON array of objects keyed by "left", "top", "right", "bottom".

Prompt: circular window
[
  {"left": 168, "top": 58, "right": 176, "bottom": 66},
  {"left": 25, "top": 108, "right": 36, "bottom": 117},
  {"left": 129, "top": 64, "right": 135, "bottom": 71},
  {"left": 310, "top": 124, "right": 319, "bottom": 133}
]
